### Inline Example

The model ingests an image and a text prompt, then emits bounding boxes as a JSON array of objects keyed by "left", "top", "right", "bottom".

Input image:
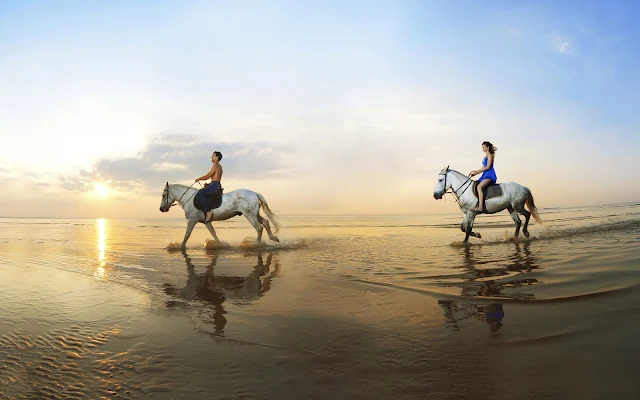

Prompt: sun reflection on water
[{"left": 95, "top": 218, "right": 107, "bottom": 280}]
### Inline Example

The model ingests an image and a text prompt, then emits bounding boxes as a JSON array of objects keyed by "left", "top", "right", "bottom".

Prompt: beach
[{"left": 1, "top": 204, "right": 639, "bottom": 399}]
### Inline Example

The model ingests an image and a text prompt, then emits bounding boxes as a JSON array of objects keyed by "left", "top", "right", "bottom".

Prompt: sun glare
[
  {"left": 95, "top": 218, "right": 107, "bottom": 280},
  {"left": 93, "top": 182, "right": 109, "bottom": 197}
]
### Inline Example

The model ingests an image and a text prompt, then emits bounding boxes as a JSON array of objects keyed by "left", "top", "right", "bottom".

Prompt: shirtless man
[{"left": 195, "top": 151, "right": 223, "bottom": 222}]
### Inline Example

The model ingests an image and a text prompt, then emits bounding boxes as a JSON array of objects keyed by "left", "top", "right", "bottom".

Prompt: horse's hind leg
[
  {"left": 257, "top": 214, "right": 279, "bottom": 242},
  {"left": 245, "top": 214, "right": 264, "bottom": 242},
  {"left": 514, "top": 203, "right": 531, "bottom": 238},
  {"left": 508, "top": 206, "right": 522, "bottom": 238}
]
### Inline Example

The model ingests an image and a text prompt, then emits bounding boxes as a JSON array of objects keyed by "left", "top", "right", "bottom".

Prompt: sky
[{"left": 1, "top": 0, "right": 639, "bottom": 218}]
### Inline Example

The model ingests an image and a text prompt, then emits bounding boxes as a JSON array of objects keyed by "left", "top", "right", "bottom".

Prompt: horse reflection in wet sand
[
  {"left": 163, "top": 250, "right": 280, "bottom": 335},
  {"left": 458, "top": 241, "right": 539, "bottom": 299},
  {"left": 437, "top": 241, "right": 539, "bottom": 332}
]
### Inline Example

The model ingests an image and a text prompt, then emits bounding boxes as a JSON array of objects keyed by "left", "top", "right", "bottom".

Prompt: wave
[
  {"left": 502, "top": 326, "right": 602, "bottom": 345},
  {"left": 447, "top": 218, "right": 640, "bottom": 248},
  {"left": 348, "top": 277, "right": 640, "bottom": 304}
]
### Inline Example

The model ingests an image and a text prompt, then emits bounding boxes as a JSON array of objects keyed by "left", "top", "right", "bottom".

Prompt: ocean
[{"left": 1, "top": 203, "right": 639, "bottom": 399}]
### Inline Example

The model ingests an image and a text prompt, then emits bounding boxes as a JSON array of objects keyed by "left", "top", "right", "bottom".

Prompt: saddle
[
  {"left": 193, "top": 185, "right": 224, "bottom": 211},
  {"left": 472, "top": 181, "right": 503, "bottom": 201}
]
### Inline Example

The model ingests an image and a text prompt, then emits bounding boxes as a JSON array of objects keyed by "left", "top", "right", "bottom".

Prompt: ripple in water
[{"left": 0, "top": 324, "right": 185, "bottom": 399}]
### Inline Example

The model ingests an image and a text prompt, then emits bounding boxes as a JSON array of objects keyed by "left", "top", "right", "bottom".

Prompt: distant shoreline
[{"left": 1, "top": 201, "right": 639, "bottom": 220}]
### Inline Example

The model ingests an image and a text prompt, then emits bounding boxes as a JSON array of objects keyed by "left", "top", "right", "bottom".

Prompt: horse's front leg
[
  {"left": 204, "top": 222, "right": 221, "bottom": 242},
  {"left": 181, "top": 219, "right": 198, "bottom": 249},
  {"left": 461, "top": 213, "right": 480, "bottom": 243},
  {"left": 463, "top": 224, "right": 471, "bottom": 243}
]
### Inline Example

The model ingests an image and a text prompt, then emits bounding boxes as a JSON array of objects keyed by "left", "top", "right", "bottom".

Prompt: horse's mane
[
  {"left": 170, "top": 183, "right": 199, "bottom": 195},
  {"left": 442, "top": 168, "right": 466, "bottom": 178}
]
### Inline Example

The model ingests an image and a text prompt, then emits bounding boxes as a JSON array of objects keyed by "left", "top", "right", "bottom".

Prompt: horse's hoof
[
  {"left": 476, "top": 233, "right": 481, "bottom": 239},
  {"left": 524, "top": 231, "right": 530, "bottom": 238},
  {"left": 271, "top": 236, "right": 280, "bottom": 242}
]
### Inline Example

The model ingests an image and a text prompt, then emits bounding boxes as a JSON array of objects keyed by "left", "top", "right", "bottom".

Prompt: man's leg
[
  {"left": 198, "top": 184, "right": 217, "bottom": 221},
  {"left": 197, "top": 189, "right": 210, "bottom": 214},
  {"left": 209, "top": 181, "right": 221, "bottom": 193},
  {"left": 204, "top": 182, "right": 223, "bottom": 222}
]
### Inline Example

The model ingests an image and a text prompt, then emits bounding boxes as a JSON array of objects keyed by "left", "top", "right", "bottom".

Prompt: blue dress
[{"left": 479, "top": 156, "right": 497, "bottom": 185}]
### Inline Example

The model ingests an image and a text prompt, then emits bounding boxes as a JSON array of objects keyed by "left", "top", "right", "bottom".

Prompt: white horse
[
  {"left": 433, "top": 167, "right": 543, "bottom": 242},
  {"left": 159, "top": 183, "right": 280, "bottom": 248}
]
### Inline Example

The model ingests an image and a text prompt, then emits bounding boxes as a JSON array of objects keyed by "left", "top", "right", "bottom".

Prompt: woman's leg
[{"left": 475, "top": 179, "right": 491, "bottom": 211}]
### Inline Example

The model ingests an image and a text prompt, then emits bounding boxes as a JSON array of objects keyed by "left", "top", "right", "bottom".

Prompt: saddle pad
[{"left": 472, "top": 182, "right": 503, "bottom": 199}]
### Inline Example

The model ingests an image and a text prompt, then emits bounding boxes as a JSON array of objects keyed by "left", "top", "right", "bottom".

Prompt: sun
[{"left": 93, "top": 182, "right": 110, "bottom": 198}]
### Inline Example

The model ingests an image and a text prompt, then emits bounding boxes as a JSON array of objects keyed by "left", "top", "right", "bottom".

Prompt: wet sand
[{"left": 1, "top": 207, "right": 640, "bottom": 399}]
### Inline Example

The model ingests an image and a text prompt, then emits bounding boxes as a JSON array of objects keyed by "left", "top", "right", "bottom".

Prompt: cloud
[
  {"left": 0, "top": 168, "right": 47, "bottom": 189},
  {"left": 58, "top": 133, "right": 295, "bottom": 194},
  {"left": 0, "top": 177, "right": 15, "bottom": 190},
  {"left": 551, "top": 35, "right": 573, "bottom": 55},
  {"left": 153, "top": 162, "right": 188, "bottom": 171},
  {"left": 59, "top": 170, "right": 94, "bottom": 193},
  {"left": 23, "top": 172, "right": 41, "bottom": 179},
  {"left": 557, "top": 41, "right": 572, "bottom": 54}
]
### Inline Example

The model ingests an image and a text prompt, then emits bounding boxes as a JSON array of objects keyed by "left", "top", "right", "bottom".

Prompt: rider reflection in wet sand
[{"left": 438, "top": 300, "right": 504, "bottom": 333}]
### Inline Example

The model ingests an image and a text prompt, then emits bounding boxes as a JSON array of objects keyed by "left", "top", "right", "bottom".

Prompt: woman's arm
[{"left": 470, "top": 154, "right": 494, "bottom": 175}]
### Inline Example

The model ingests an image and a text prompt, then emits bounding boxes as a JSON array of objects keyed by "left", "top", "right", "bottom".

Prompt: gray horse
[
  {"left": 160, "top": 183, "right": 280, "bottom": 248},
  {"left": 433, "top": 167, "right": 543, "bottom": 242}
]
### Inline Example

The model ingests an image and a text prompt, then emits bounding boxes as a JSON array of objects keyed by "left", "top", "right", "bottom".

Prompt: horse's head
[
  {"left": 433, "top": 166, "right": 451, "bottom": 199},
  {"left": 159, "top": 182, "right": 174, "bottom": 212}
]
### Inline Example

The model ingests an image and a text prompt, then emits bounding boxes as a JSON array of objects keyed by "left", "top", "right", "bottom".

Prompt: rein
[
  {"left": 442, "top": 169, "right": 473, "bottom": 204},
  {"left": 166, "top": 182, "right": 201, "bottom": 209}
]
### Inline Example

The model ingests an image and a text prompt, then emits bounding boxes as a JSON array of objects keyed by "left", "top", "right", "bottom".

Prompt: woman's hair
[{"left": 482, "top": 141, "right": 497, "bottom": 155}]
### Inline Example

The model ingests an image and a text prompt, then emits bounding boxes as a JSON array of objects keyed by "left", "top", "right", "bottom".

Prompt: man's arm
[{"left": 196, "top": 166, "right": 216, "bottom": 182}]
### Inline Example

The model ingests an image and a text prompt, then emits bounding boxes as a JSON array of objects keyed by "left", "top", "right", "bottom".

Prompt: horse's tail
[
  {"left": 257, "top": 192, "right": 280, "bottom": 233},
  {"left": 525, "top": 187, "right": 544, "bottom": 225}
]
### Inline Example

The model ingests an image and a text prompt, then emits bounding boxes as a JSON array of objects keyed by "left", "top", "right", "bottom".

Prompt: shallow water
[{"left": 1, "top": 203, "right": 639, "bottom": 399}]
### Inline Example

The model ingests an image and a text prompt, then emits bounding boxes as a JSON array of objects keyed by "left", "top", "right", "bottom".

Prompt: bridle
[
  {"left": 163, "top": 182, "right": 200, "bottom": 210},
  {"left": 162, "top": 185, "right": 173, "bottom": 210},
  {"left": 440, "top": 166, "right": 473, "bottom": 204}
]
